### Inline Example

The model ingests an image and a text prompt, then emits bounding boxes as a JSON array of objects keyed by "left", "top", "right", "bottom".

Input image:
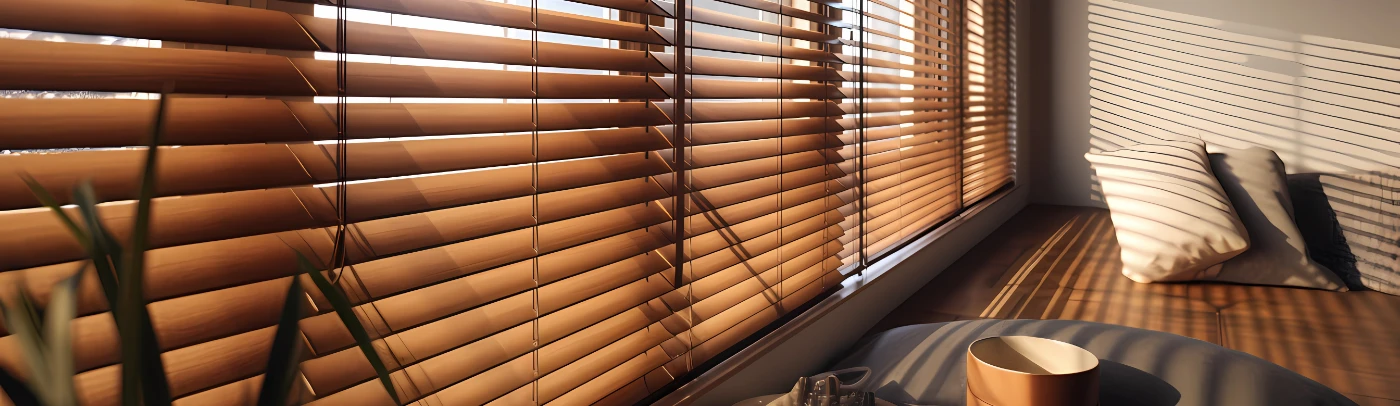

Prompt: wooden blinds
[
  {"left": 0, "top": 0, "right": 1013, "bottom": 404},
  {"left": 840, "top": 0, "right": 962, "bottom": 259},
  {"left": 961, "top": 0, "right": 1014, "bottom": 204}
]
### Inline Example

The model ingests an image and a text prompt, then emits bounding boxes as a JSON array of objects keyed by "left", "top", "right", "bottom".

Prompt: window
[{"left": 0, "top": 0, "right": 1013, "bottom": 404}]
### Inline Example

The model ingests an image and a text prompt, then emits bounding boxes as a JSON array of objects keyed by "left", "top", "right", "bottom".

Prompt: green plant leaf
[
  {"left": 69, "top": 183, "right": 120, "bottom": 309},
  {"left": 297, "top": 254, "right": 400, "bottom": 405},
  {"left": 256, "top": 279, "right": 307, "bottom": 406},
  {"left": 0, "top": 366, "right": 41, "bottom": 406},
  {"left": 1, "top": 289, "right": 49, "bottom": 400},
  {"left": 65, "top": 182, "right": 153, "bottom": 406},
  {"left": 0, "top": 265, "right": 84, "bottom": 406},
  {"left": 114, "top": 93, "right": 174, "bottom": 406},
  {"left": 20, "top": 175, "right": 89, "bottom": 248},
  {"left": 23, "top": 176, "right": 120, "bottom": 307},
  {"left": 41, "top": 266, "right": 84, "bottom": 406}
]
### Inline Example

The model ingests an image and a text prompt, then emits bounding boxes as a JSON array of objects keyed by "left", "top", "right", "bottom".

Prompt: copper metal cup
[{"left": 965, "top": 336, "right": 1099, "bottom": 406}]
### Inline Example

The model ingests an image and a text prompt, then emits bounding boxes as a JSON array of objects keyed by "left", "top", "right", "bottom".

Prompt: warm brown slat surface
[
  {"left": 311, "top": 0, "right": 671, "bottom": 45},
  {"left": 0, "top": 39, "right": 318, "bottom": 96},
  {"left": 690, "top": 31, "right": 840, "bottom": 62},
  {"left": 0, "top": 38, "right": 671, "bottom": 99},
  {"left": 296, "top": 59, "right": 671, "bottom": 99},
  {"left": 712, "top": 0, "right": 843, "bottom": 26},
  {"left": 872, "top": 205, "right": 1400, "bottom": 405},
  {"left": 690, "top": 7, "right": 840, "bottom": 44},
  {"left": 0, "top": 0, "right": 320, "bottom": 51},
  {"left": 296, "top": 16, "right": 671, "bottom": 73},
  {"left": 690, "top": 55, "right": 846, "bottom": 80},
  {"left": 0, "top": 99, "right": 671, "bottom": 149}
]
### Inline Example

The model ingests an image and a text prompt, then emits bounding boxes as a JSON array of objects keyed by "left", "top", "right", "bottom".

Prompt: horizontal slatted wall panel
[
  {"left": 962, "top": 0, "right": 1013, "bottom": 203},
  {"left": 842, "top": 0, "right": 961, "bottom": 259}
]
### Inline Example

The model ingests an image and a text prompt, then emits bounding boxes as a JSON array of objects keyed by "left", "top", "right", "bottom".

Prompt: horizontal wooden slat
[
  {"left": 0, "top": 0, "right": 320, "bottom": 51},
  {"left": 0, "top": 98, "right": 671, "bottom": 151},
  {"left": 840, "top": 53, "right": 957, "bottom": 76},
  {"left": 684, "top": 101, "right": 844, "bottom": 123},
  {"left": 838, "top": 100, "right": 955, "bottom": 114},
  {"left": 294, "top": 59, "right": 670, "bottom": 99},
  {"left": 841, "top": 87, "right": 957, "bottom": 98},
  {"left": 691, "top": 117, "right": 847, "bottom": 145},
  {"left": 663, "top": 78, "right": 845, "bottom": 99},
  {"left": 570, "top": 0, "right": 673, "bottom": 16},
  {"left": 306, "top": 0, "right": 671, "bottom": 45},
  {"left": 689, "top": 6, "right": 840, "bottom": 44},
  {"left": 295, "top": 15, "right": 671, "bottom": 73},
  {"left": 839, "top": 110, "right": 956, "bottom": 129},
  {"left": 0, "top": 39, "right": 669, "bottom": 99},
  {"left": 689, "top": 55, "right": 845, "bottom": 81},
  {"left": 839, "top": 71, "right": 954, "bottom": 87},
  {"left": 691, "top": 31, "right": 840, "bottom": 62},
  {"left": 689, "top": 132, "right": 841, "bottom": 168},
  {"left": 0, "top": 38, "right": 318, "bottom": 96},
  {"left": 713, "top": 0, "right": 843, "bottom": 26}
]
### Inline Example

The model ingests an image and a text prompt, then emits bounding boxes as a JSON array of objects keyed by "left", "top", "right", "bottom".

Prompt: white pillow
[{"left": 1086, "top": 141, "right": 1250, "bottom": 283}]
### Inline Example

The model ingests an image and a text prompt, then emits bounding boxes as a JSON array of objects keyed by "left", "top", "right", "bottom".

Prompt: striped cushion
[{"left": 1086, "top": 140, "right": 1251, "bottom": 283}]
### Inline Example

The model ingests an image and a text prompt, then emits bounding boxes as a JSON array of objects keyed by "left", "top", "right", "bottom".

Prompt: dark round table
[{"left": 830, "top": 319, "right": 1357, "bottom": 406}]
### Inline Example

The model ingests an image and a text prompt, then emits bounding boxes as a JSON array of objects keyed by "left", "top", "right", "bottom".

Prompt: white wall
[{"left": 1030, "top": 0, "right": 1400, "bottom": 207}]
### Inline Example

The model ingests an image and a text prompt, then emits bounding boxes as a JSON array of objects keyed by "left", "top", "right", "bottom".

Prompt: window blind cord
[
  {"left": 851, "top": 0, "right": 862, "bottom": 273},
  {"left": 530, "top": 0, "right": 542, "bottom": 401},
  {"left": 676, "top": 0, "right": 693, "bottom": 373},
  {"left": 332, "top": 5, "right": 406, "bottom": 403},
  {"left": 775, "top": 15, "right": 784, "bottom": 301},
  {"left": 670, "top": 0, "right": 688, "bottom": 292},
  {"left": 955, "top": 0, "right": 964, "bottom": 207},
  {"left": 822, "top": 12, "right": 832, "bottom": 278},
  {"left": 329, "top": 0, "right": 354, "bottom": 284}
]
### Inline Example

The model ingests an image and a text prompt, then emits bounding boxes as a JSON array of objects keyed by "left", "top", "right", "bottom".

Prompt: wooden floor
[{"left": 871, "top": 205, "right": 1400, "bottom": 406}]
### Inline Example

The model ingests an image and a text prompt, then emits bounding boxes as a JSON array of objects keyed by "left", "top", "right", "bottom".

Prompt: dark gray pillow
[
  {"left": 1287, "top": 173, "right": 1363, "bottom": 289},
  {"left": 1208, "top": 146, "right": 1346, "bottom": 290}
]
